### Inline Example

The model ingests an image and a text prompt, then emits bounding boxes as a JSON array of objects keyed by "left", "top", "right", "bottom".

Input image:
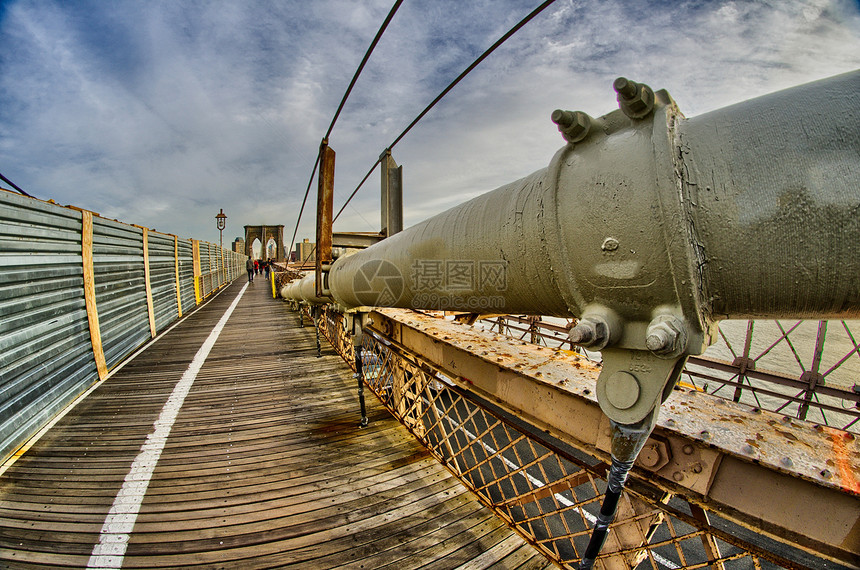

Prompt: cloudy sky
[{"left": 1, "top": 0, "right": 859, "bottom": 250}]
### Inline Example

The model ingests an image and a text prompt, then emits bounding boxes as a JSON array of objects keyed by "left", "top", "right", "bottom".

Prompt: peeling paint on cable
[{"left": 87, "top": 282, "right": 248, "bottom": 569}]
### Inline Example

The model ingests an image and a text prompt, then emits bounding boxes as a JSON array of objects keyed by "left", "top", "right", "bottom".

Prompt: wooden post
[
  {"left": 139, "top": 227, "right": 157, "bottom": 338},
  {"left": 81, "top": 210, "right": 108, "bottom": 380},
  {"left": 173, "top": 235, "right": 183, "bottom": 318},
  {"left": 192, "top": 239, "right": 201, "bottom": 305},
  {"left": 316, "top": 142, "right": 335, "bottom": 298}
]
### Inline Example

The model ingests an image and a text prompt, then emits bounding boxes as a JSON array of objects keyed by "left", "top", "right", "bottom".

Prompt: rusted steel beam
[
  {"left": 332, "top": 231, "right": 384, "bottom": 249},
  {"left": 380, "top": 149, "right": 403, "bottom": 238},
  {"left": 368, "top": 307, "right": 859, "bottom": 565},
  {"left": 486, "top": 315, "right": 860, "bottom": 421},
  {"left": 315, "top": 142, "right": 335, "bottom": 298}
]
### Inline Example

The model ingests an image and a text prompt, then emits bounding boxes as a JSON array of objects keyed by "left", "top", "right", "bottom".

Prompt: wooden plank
[
  {"left": 315, "top": 143, "right": 335, "bottom": 297},
  {"left": 80, "top": 209, "right": 108, "bottom": 380},
  {"left": 174, "top": 235, "right": 183, "bottom": 317},
  {"left": 192, "top": 239, "right": 201, "bottom": 304},
  {"left": 0, "top": 281, "right": 549, "bottom": 569},
  {"left": 286, "top": 497, "right": 490, "bottom": 568},
  {"left": 510, "top": 545, "right": 556, "bottom": 570},
  {"left": 453, "top": 532, "right": 537, "bottom": 570},
  {"left": 409, "top": 519, "right": 515, "bottom": 570},
  {"left": 139, "top": 226, "right": 158, "bottom": 337}
]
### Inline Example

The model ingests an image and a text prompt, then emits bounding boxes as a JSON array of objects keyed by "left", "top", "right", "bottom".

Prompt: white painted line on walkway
[{"left": 87, "top": 282, "right": 248, "bottom": 569}]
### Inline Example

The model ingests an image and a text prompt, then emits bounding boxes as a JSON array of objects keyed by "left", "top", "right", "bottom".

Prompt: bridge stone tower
[{"left": 244, "top": 224, "right": 285, "bottom": 261}]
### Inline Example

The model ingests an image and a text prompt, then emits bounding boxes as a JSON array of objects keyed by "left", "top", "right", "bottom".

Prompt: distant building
[
  {"left": 295, "top": 238, "right": 315, "bottom": 263},
  {"left": 233, "top": 238, "right": 245, "bottom": 254}
]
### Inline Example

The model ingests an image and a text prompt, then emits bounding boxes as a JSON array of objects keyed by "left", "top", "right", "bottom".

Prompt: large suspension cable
[{"left": 332, "top": 0, "right": 560, "bottom": 223}]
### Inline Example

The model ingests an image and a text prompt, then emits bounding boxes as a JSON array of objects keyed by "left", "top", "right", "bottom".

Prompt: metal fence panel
[
  {"left": 0, "top": 192, "right": 98, "bottom": 460},
  {"left": 92, "top": 217, "right": 150, "bottom": 369},
  {"left": 148, "top": 231, "right": 179, "bottom": 332},
  {"left": 0, "top": 191, "right": 246, "bottom": 463},
  {"left": 200, "top": 242, "right": 212, "bottom": 298},
  {"left": 178, "top": 239, "right": 196, "bottom": 312}
]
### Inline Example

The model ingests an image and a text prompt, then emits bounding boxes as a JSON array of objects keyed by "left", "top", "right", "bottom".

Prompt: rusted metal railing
[
  {"left": 481, "top": 315, "right": 860, "bottom": 433},
  {"left": 286, "top": 71, "right": 860, "bottom": 568},
  {"left": 315, "top": 306, "right": 843, "bottom": 570}
]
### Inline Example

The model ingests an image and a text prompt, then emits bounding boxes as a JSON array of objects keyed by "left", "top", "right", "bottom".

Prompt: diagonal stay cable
[
  {"left": 288, "top": 0, "right": 404, "bottom": 256},
  {"left": 332, "top": 0, "right": 559, "bottom": 223},
  {"left": 0, "top": 170, "right": 33, "bottom": 197},
  {"left": 332, "top": 157, "right": 383, "bottom": 223},
  {"left": 325, "top": 0, "right": 404, "bottom": 141},
  {"left": 288, "top": 152, "right": 321, "bottom": 261}
]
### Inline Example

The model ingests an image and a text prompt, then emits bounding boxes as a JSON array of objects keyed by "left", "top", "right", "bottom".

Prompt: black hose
[
  {"left": 355, "top": 344, "right": 369, "bottom": 427},
  {"left": 578, "top": 457, "right": 634, "bottom": 569},
  {"left": 578, "top": 413, "right": 657, "bottom": 569}
]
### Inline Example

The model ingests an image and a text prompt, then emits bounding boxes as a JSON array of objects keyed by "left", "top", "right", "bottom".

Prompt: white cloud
[{"left": 1, "top": 0, "right": 858, "bottom": 245}]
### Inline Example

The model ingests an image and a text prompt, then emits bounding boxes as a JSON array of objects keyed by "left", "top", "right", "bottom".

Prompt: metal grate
[{"left": 316, "top": 308, "right": 836, "bottom": 570}]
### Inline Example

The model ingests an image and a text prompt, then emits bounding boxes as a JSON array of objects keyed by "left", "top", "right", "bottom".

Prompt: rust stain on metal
[
  {"left": 831, "top": 430, "right": 860, "bottom": 494},
  {"left": 376, "top": 307, "right": 860, "bottom": 498},
  {"left": 769, "top": 424, "right": 800, "bottom": 442}
]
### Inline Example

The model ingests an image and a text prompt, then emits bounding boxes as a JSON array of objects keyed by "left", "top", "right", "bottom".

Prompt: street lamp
[
  {"left": 215, "top": 208, "right": 227, "bottom": 238},
  {"left": 215, "top": 209, "right": 227, "bottom": 275}
]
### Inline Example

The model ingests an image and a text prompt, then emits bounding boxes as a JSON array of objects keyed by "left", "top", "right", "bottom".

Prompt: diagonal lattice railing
[
  {"left": 315, "top": 306, "right": 834, "bottom": 570},
  {"left": 481, "top": 315, "right": 860, "bottom": 433}
]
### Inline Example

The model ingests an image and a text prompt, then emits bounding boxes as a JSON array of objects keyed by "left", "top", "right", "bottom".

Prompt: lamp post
[{"left": 215, "top": 209, "right": 227, "bottom": 277}]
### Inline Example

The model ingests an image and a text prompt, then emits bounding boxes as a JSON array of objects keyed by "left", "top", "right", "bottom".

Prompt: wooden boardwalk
[{"left": 0, "top": 278, "right": 551, "bottom": 569}]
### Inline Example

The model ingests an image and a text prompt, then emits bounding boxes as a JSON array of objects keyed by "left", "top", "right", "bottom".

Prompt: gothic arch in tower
[{"left": 243, "top": 224, "right": 285, "bottom": 261}]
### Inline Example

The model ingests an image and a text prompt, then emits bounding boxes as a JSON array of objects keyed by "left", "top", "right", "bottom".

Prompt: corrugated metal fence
[{"left": 0, "top": 189, "right": 246, "bottom": 462}]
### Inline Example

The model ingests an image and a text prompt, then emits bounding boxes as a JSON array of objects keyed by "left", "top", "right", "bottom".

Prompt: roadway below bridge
[{"left": 0, "top": 279, "right": 551, "bottom": 570}]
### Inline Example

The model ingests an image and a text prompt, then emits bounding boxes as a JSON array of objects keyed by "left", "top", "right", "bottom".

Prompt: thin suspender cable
[
  {"left": 325, "top": 0, "right": 404, "bottom": 141},
  {"left": 287, "top": 152, "right": 320, "bottom": 262},
  {"left": 288, "top": 0, "right": 404, "bottom": 257},
  {"left": 390, "top": 0, "right": 557, "bottom": 149},
  {"left": 0, "top": 171, "right": 33, "bottom": 197},
  {"left": 332, "top": 0, "right": 559, "bottom": 222},
  {"left": 332, "top": 156, "right": 382, "bottom": 223}
]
